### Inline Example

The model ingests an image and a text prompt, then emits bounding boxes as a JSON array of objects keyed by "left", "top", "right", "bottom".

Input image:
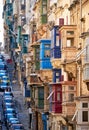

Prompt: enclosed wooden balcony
[
  {"left": 62, "top": 47, "right": 77, "bottom": 62},
  {"left": 29, "top": 73, "right": 42, "bottom": 85},
  {"left": 82, "top": 35, "right": 89, "bottom": 90},
  {"left": 60, "top": 25, "right": 77, "bottom": 62},
  {"left": 62, "top": 83, "right": 76, "bottom": 116}
]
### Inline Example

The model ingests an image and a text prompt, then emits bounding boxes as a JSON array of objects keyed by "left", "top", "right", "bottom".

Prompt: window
[
  {"left": 43, "top": 0, "right": 47, "bottom": 5},
  {"left": 67, "top": 38, "right": 74, "bottom": 47},
  {"left": 82, "top": 103, "right": 88, "bottom": 108},
  {"left": 44, "top": 44, "right": 50, "bottom": 48},
  {"left": 41, "top": 14, "right": 47, "bottom": 24},
  {"left": 21, "top": 0, "right": 25, "bottom": 4},
  {"left": 43, "top": 6, "right": 47, "bottom": 14},
  {"left": 68, "top": 93, "right": 74, "bottom": 101},
  {"left": 69, "top": 86, "right": 74, "bottom": 90},
  {"left": 56, "top": 72, "right": 59, "bottom": 76},
  {"left": 56, "top": 78, "right": 59, "bottom": 83},
  {"left": 56, "top": 28, "right": 59, "bottom": 34},
  {"left": 63, "top": 93, "right": 66, "bottom": 102},
  {"left": 67, "top": 31, "right": 74, "bottom": 35},
  {"left": 51, "top": 29, "right": 54, "bottom": 48},
  {"left": 57, "top": 93, "right": 60, "bottom": 101},
  {"left": 44, "top": 50, "right": 50, "bottom": 57},
  {"left": 36, "top": 48, "right": 40, "bottom": 53},
  {"left": 82, "top": 111, "right": 88, "bottom": 122},
  {"left": 56, "top": 36, "right": 59, "bottom": 46},
  {"left": 36, "top": 55, "right": 40, "bottom": 60},
  {"left": 57, "top": 87, "right": 61, "bottom": 91},
  {"left": 62, "top": 86, "right": 65, "bottom": 91},
  {"left": 33, "top": 25, "right": 36, "bottom": 33}
]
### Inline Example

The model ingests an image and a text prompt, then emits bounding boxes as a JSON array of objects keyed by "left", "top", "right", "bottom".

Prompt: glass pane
[
  {"left": 56, "top": 36, "right": 59, "bottom": 46},
  {"left": 41, "top": 15, "right": 47, "bottom": 24},
  {"left": 67, "top": 39, "right": 71, "bottom": 47},
  {"left": 51, "top": 30, "right": 54, "bottom": 48},
  {"left": 68, "top": 93, "right": 74, "bottom": 101},
  {"left": 44, "top": 50, "right": 50, "bottom": 57},
  {"left": 43, "top": 6, "right": 47, "bottom": 14},
  {"left": 21, "top": 0, "right": 25, "bottom": 4},
  {"left": 69, "top": 86, "right": 74, "bottom": 90},
  {"left": 44, "top": 44, "right": 50, "bottom": 48},
  {"left": 56, "top": 78, "right": 59, "bottom": 82},
  {"left": 82, "top": 111, "right": 88, "bottom": 122},
  {"left": 57, "top": 87, "right": 61, "bottom": 91},
  {"left": 38, "top": 99, "right": 44, "bottom": 109},
  {"left": 56, "top": 72, "right": 59, "bottom": 76},
  {"left": 57, "top": 93, "right": 60, "bottom": 101},
  {"left": 82, "top": 103, "right": 88, "bottom": 108},
  {"left": 67, "top": 31, "right": 74, "bottom": 35},
  {"left": 43, "top": 0, "right": 47, "bottom": 5},
  {"left": 67, "top": 38, "right": 74, "bottom": 47}
]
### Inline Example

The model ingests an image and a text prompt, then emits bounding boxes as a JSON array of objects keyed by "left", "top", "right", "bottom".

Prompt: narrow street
[
  {"left": 12, "top": 82, "right": 29, "bottom": 130},
  {"left": 7, "top": 61, "right": 30, "bottom": 130},
  {"left": 0, "top": 82, "right": 30, "bottom": 130}
]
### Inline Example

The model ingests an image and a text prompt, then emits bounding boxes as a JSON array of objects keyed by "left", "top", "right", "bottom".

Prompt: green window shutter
[
  {"left": 41, "top": 14, "right": 47, "bottom": 24},
  {"left": 17, "top": 26, "right": 21, "bottom": 44},
  {"left": 38, "top": 100, "right": 44, "bottom": 108},
  {"left": 35, "top": 62, "right": 40, "bottom": 70},
  {"left": 35, "top": 46, "right": 40, "bottom": 70},
  {"left": 21, "top": 34, "right": 28, "bottom": 54},
  {"left": 41, "top": 0, "right": 47, "bottom": 24},
  {"left": 38, "top": 87, "right": 44, "bottom": 109}
]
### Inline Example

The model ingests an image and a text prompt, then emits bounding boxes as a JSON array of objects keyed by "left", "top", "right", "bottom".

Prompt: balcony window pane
[
  {"left": 56, "top": 36, "right": 59, "bottom": 46},
  {"left": 57, "top": 93, "right": 60, "bottom": 101},
  {"left": 83, "top": 65, "right": 89, "bottom": 81},
  {"left": 56, "top": 72, "right": 59, "bottom": 76},
  {"left": 67, "top": 38, "right": 74, "bottom": 47},
  {"left": 69, "top": 86, "right": 74, "bottom": 90},
  {"left": 56, "top": 78, "right": 59, "bottom": 83},
  {"left": 67, "top": 31, "right": 74, "bottom": 35},
  {"left": 44, "top": 44, "right": 50, "bottom": 48},
  {"left": 82, "top": 111, "right": 88, "bottom": 122},
  {"left": 44, "top": 50, "right": 50, "bottom": 57},
  {"left": 43, "top": 6, "right": 47, "bottom": 14},
  {"left": 68, "top": 93, "right": 74, "bottom": 102}
]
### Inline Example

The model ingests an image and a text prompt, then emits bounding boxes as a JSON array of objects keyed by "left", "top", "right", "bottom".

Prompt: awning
[{"left": 47, "top": 91, "right": 54, "bottom": 100}]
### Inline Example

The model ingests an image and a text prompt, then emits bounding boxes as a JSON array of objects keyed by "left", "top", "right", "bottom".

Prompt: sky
[{"left": 0, "top": 0, "right": 4, "bottom": 47}]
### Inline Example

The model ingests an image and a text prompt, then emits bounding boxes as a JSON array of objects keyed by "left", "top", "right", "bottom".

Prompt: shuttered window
[
  {"left": 82, "top": 111, "right": 88, "bottom": 122},
  {"left": 38, "top": 87, "right": 44, "bottom": 109},
  {"left": 41, "top": 0, "right": 47, "bottom": 24}
]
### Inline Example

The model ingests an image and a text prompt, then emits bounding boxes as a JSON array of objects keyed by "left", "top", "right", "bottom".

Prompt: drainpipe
[
  {"left": 80, "top": 0, "right": 82, "bottom": 34},
  {"left": 78, "top": 66, "right": 81, "bottom": 96}
]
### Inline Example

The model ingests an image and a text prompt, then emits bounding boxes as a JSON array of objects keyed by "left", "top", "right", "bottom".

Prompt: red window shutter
[{"left": 59, "top": 18, "right": 64, "bottom": 27}]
